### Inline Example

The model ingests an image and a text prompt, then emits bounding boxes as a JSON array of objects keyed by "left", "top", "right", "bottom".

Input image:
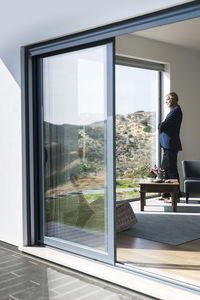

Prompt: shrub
[{"left": 143, "top": 125, "right": 151, "bottom": 133}]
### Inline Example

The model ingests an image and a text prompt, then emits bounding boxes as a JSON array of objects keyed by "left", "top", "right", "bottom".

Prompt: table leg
[
  {"left": 171, "top": 193, "right": 178, "bottom": 212},
  {"left": 140, "top": 191, "right": 146, "bottom": 211}
]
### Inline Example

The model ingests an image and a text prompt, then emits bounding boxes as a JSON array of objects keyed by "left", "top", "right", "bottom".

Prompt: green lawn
[
  {"left": 45, "top": 185, "right": 142, "bottom": 233},
  {"left": 45, "top": 194, "right": 105, "bottom": 232}
]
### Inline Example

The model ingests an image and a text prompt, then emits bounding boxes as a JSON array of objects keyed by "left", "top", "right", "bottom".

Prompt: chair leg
[{"left": 186, "top": 193, "right": 189, "bottom": 204}]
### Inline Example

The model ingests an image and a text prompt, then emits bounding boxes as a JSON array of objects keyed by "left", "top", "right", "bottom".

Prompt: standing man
[{"left": 158, "top": 92, "right": 183, "bottom": 202}]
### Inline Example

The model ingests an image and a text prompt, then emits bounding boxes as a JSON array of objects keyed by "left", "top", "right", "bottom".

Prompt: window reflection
[{"left": 43, "top": 45, "right": 107, "bottom": 251}]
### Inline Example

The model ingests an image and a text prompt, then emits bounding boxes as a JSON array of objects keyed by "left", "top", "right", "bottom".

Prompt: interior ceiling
[{"left": 132, "top": 17, "right": 200, "bottom": 51}]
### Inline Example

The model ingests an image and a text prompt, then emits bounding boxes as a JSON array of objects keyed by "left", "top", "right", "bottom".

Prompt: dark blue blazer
[{"left": 158, "top": 105, "right": 182, "bottom": 151}]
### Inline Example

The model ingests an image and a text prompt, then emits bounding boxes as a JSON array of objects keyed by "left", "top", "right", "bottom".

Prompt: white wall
[
  {"left": 116, "top": 34, "right": 200, "bottom": 188},
  {"left": 0, "top": 0, "right": 192, "bottom": 246},
  {"left": 0, "top": 60, "right": 22, "bottom": 246}
]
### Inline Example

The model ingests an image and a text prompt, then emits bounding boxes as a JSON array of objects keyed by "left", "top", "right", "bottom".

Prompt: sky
[
  {"left": 116, "top": 65, "right": 158, "bottom": 115},
  {"left": 43, "top": 45, "right": 159, "bottom": 125}
]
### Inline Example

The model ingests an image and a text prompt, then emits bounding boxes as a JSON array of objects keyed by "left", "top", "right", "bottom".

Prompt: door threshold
[
  {"left": 116, "top": 260, "right": 200, "bottom": 295},
  {"left": 20, "top": 245, "right": 200, "bottom": 300}
]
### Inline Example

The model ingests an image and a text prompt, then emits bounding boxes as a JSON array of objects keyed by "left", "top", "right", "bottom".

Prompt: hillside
[
  {"left": 44, "top": 111, "right": 156, "bottom": 195},
  {"left": 116, "top": 111, "right": 156, "bottom": 178}
]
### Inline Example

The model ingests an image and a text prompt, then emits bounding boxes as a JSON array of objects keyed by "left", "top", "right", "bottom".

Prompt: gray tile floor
[{"left": 0, "top": 241, "right": 157, "bottom": 300}]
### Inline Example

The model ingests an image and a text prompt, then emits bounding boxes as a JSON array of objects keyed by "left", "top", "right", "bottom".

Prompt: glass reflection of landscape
[{"left": 43, "top": 45, "right": 107, "bottom": 251}]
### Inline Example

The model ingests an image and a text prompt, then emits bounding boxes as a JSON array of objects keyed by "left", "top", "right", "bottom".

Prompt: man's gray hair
[{"left": 166, "top": 92, "right": 179, "bottom": 102}]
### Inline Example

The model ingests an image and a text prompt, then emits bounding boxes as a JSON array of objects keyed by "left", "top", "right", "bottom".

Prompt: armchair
[{"left": 182, "top": 160, "right": 200, "bottom": 203}]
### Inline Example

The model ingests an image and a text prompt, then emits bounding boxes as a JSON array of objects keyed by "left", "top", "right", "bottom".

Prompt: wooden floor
[{"left": 117, "top": 233, "right": 200, "bottom": 284}]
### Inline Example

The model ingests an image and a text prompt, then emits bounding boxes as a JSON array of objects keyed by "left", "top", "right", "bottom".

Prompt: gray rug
[
  {"left": 164, "top": 204, "right": 200, "bottom": 213},
  {"left": 123, "top": 212, "right": 200, "bottom": 245}
]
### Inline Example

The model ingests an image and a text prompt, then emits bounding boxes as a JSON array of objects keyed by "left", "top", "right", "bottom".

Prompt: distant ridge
[{"left": 44, "top": 111, "right": 156, "bottom": 189}]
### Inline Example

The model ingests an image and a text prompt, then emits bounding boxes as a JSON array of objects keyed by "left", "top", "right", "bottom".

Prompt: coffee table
[{"left": 139, "top": 180, "right": 179, "bottom": 212}]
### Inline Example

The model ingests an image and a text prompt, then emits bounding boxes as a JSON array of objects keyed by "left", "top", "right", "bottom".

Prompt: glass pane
[
  {"left": 43, "top": 45, "right": 107, "bottom": 252},
  {"left": 115, "top": 65, "right": 158, "bottom": 201}
]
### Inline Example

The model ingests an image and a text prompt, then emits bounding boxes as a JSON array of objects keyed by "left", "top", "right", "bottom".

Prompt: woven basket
[{"left": 116, "top": 202, "right": 137, "bottom": 232}]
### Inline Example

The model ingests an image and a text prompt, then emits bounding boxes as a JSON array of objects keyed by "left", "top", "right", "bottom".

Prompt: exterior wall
[
  {"left": 0, "top": 0, "right": 193, "bottom": 246},
  {"left": 0, "top": 60, "right": 22, "bottom": 246},
  {"left": 116, "top": 34, "right": 200, "bottom": 188}
]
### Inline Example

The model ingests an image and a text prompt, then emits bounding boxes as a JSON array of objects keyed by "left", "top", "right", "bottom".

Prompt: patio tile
[{"left": 0, "top": 241, "right": 155, "bottom": 300}]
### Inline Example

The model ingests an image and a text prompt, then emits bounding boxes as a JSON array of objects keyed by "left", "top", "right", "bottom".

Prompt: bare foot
[
  {"left": 164, "top": 198, "right": 172, "bottom": 203},
  {"left": 156, "top": 196, "right": 169, "bottom": 201}
]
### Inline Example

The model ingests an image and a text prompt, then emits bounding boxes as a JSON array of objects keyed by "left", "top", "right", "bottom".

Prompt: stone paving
[{"left": 0, "top": 241, "right": 157, "bottom": 300}]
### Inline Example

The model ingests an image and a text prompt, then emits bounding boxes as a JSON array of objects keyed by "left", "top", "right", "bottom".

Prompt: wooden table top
[{"left": 139, "top": 179, "right": 179, "bottom": 186}]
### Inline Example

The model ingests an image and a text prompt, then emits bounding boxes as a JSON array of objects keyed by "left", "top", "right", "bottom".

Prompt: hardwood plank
[{"left": 117, "top": 233, "right": 200, "bottom": 283}]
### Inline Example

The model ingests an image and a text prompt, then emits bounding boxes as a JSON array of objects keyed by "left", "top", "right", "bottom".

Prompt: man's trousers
[{"left": 161, "top": 148, "right": 181, "bottom": 198}]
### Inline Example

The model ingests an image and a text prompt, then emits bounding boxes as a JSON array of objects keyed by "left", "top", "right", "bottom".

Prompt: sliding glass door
[{"left": 38, "top": 41, "right": 115, "bottom": 264}]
